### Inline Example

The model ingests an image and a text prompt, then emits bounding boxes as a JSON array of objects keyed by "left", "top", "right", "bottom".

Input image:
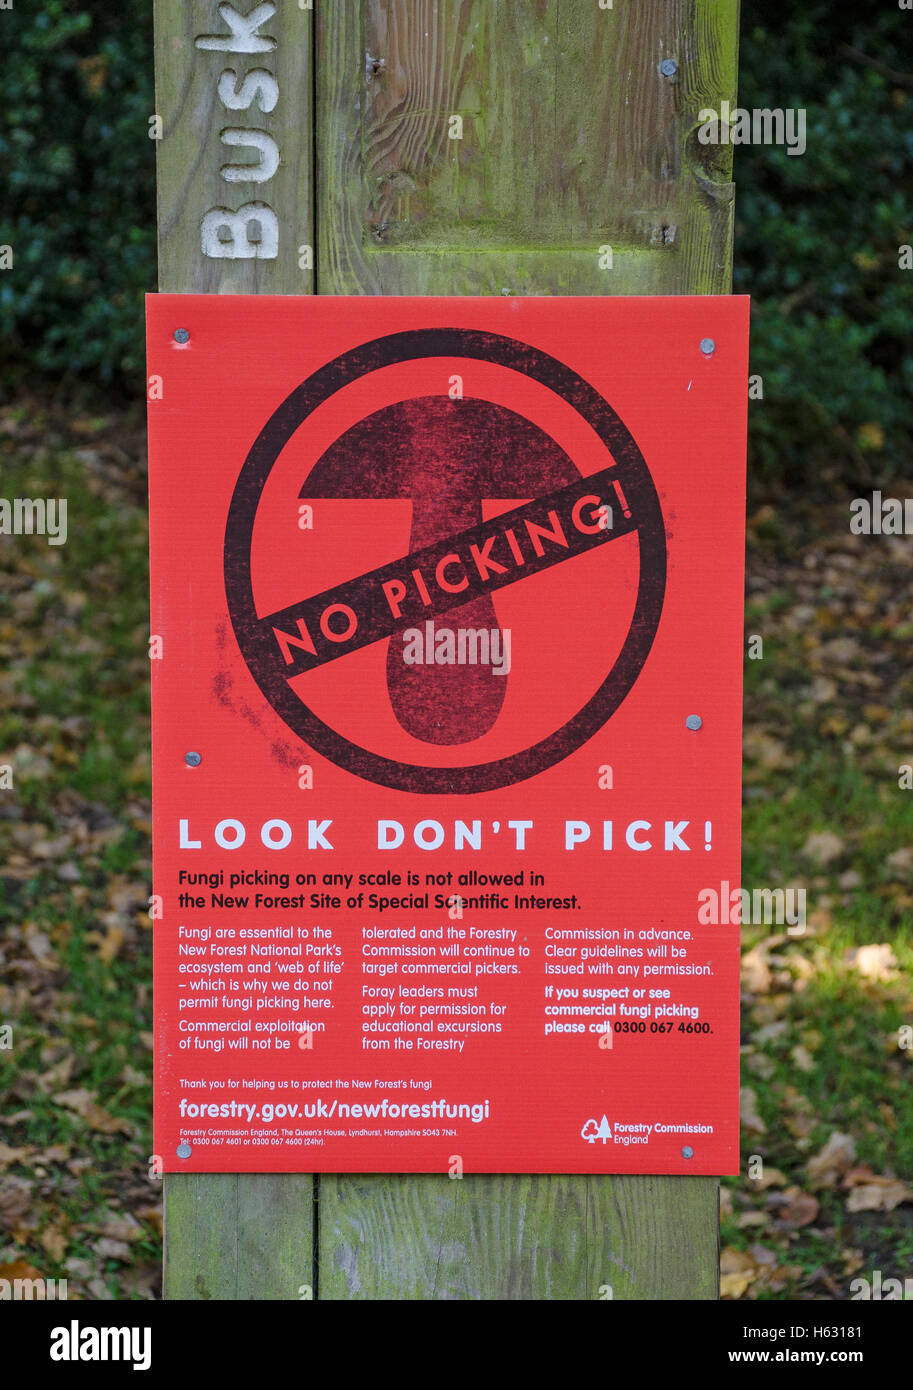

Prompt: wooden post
[
  {"left": 154, "top": 0, "right": 316, "bottom": 1300},
  {"left": 156, "top": 0, "right": 739, "bottom": 1300}
]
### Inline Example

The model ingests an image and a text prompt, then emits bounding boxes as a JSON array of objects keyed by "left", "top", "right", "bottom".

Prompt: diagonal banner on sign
[{"left": 261, "top": 466, "right": 634, "bottom": 676}]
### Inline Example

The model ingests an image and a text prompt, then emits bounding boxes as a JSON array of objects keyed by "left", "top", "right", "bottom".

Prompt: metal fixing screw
[
  {"left": 176, "top": 1142, "right": 192, "bottom": 1160},
  {"left": 700, "top": 337, "right": 716, "bottom": 356},
  {"left": 185, "top": 751, "right": 202, "bottom": 767},
  {"left": 682, "top": 1145, "right": 694, "bottom": 1160},
  {"left": 660, "top": 59, "right": 678, "bottom": 78},
  {"left": 173, "top": 328, "right": 190, "bottom": 344},
  {"left": 686, "top": 715, "right": 702, "bottom": 731}
]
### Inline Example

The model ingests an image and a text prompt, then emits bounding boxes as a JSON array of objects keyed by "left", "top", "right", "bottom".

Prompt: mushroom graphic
[{"left": 301, "top": 396, "right": 578, "bottom": 744}]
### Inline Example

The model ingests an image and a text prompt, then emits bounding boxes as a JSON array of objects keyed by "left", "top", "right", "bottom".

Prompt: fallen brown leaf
[
  {"left": 844, "top": 1177, "right": 912, "bottom": 1213},
  {"left": 802, "top": 831, "right": 845, "bottom": 867},
  {"left": 40, "top": 1225, "right": 68, "bottom": 1262},
  {"left": 748, "top": 1166, "right": 789, "bottom": 1191},
  {"left": 740, "top": 1087, "right": 767, "bottom": 1134},
  {"left": 92, "top": 1237, "right": 132, "bottom": 1262},
  {"left": 791, "top": 1044, "right": 816, "bottom": 1073},
  {"left": 742, "top": 948, "right": 772, "bottom": 994},
  {"left": 85, "top": 1214, "right": 144, "bottom": 1243},
  {"left": 807, "top": 1131, "right": 856, "bottom": 1189},
  {"left": 52, "top": 1088, "right": 132, "bottom": 1136},
  {"left": 37, "top": 1056, "right": 75, "bottom": 1092},
  {"left": 721, "top": 1246, "right": 760, "bottom": 1299},
  {"left": 778, "top": 1187, "right": 820, "bottom": 1228},
  {"left": 843, "top": 943, "right": 899, "bottom": 982},
  {"left": 0, "top": 1260, "right": 45, "bottom": 1286},
  {"left": 136, "top": 1205, "right": 163, "bottom": 1237},
  {"left": 845, "top": 1183, "right": 910, "bottom": 1213},
  {"left": 0, "top": 1142, "right": 29, "bottom": 1169},
  {"left": 736, "top": 1211, "right": 769, "bottom": 1229},
  {"left": 23, "top": 922, "right": 56, "bottom": 968},
  {"left": 85, "top": 923, "right": 125, "bottom": 964},
  {"left": 32, "top": 1144, "right": 70, "bottom": 1166},
  {"left": 0, "top": 1176, "right": 34, "bottom": 1230},
  {"left": 885, "top": 846, "right": 913, "bottom": 878}
]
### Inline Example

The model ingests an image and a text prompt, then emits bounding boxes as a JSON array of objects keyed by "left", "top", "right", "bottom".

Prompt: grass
[{"left": 0, "top": 399, "right": 157, "bottom": 1298}]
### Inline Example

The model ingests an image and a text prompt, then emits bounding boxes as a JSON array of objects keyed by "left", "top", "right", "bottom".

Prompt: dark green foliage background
[
  {"left": 0, "top": 1, "right": 910, "bottom": 488},
  {"left": 0, "top": 1, "right": 154, "bottom": 384},
  {"left": 736, "top": 3, "right": 913, "bottom": 489}
]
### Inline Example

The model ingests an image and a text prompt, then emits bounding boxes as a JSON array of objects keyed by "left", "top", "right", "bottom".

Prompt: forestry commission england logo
[
  {"left": 225, "top": 327, "right": 666, "bottom": 794},
  {"left": 581, "top": 1115, "right": 612, "bottom": 1144}
]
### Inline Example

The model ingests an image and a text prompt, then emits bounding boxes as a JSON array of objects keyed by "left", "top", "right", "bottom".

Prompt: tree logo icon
[{"left": 581, "top": 1115, "right": 612, "bottom": 1144}]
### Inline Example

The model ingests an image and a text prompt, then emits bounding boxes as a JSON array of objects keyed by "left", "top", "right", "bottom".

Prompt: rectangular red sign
[{"left": 147, "top": 293, "right": 748, "bottom": 1174}]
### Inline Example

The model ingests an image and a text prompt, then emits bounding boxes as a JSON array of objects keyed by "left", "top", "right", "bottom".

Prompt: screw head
[
  {"left": 682, "top": 1145, "right": 694, "bottom": 1159},
  {"left": 173, "top": 328, "right": 190, "bottom": 344},
  {"left": 660, "top": 59, "right": 678, "bottom": 77},
  {"left": 686, "top": 715, "right": 702, "bottom": 731},
  {"left": 176, "top": 1142, "right": 192, "bottom": 1160},
  {"left": 185, "top": 751, "right": 202, "bottom": 767},
  {"left": 700, "top": 337, "right": 716, "bottom": 356}
]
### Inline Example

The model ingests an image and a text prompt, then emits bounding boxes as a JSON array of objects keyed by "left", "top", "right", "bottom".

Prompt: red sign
[{"left": 147, "top": 293, "right": 749, "bottom": 1174}]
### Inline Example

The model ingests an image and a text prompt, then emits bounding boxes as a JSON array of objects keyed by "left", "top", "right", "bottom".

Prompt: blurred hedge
[
  {"left": 0, "top": 1, "right": 154, "bottom": 383},
  {"left": 736, "top": 1, "right": 913, "bottom": 490},
  {"left": 0, "top": 1, "right": 910, "bottom": 489}
]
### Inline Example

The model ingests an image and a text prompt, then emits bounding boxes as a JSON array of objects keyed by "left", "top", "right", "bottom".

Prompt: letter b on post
[{"left": 202, "top": 204, "right": 279, "bottom": 259}]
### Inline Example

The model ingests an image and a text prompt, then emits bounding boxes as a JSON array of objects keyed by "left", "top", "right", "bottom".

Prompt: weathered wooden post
[{"left": 154, "top": 0, "right": 740, "bottom": 1300}]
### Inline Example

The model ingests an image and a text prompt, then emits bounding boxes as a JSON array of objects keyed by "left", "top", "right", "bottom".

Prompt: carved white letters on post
[
  {"left": 195, "top": 4, "right": 282, "bottom": 260},
  {"left": 220, "top": 129, "right": 280, "bottom": 182},
  {"left": 217, "top": 69, "right": 279, "bottom": 113},
  {"left": 195, "top": 3, "right": 277, "bottom": 54},
  {"left": 201, "top": 204, "right": 279, "bottom": 258}
]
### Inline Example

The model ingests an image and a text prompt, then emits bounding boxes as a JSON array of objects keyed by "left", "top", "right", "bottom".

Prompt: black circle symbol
[{"left": 225, "top": 328, "right": 666, "bottom": 793}]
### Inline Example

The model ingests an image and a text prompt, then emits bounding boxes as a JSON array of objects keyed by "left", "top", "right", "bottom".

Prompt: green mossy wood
[{"left": 156, "top": 0, "right": 739, "bottom": 1301}]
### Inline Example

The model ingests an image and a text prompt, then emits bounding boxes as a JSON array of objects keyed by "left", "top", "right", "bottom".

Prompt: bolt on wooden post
[{"left": 154, "top": 0, "right": 740, "bottom": 1300}]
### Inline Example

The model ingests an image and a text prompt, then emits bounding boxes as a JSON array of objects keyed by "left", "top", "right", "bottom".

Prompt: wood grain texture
[
  {"left": 316, "top": 0, "right": 739, "bottom": 296},
  {"left": 165, "top": 1174, "right": 315, "bottom": 1300},
  {"left": 319, "top": 1173, "right": 719, "bottom": 1301},
  {"left": 314, "top": 0, "right": 740, "bottom": 1300},
  {"left": 154, "top": 0, "right": 314, "bottom": 294},
  {"left": 156, "top": 0, "right": 316, "bottom": 1300}
]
